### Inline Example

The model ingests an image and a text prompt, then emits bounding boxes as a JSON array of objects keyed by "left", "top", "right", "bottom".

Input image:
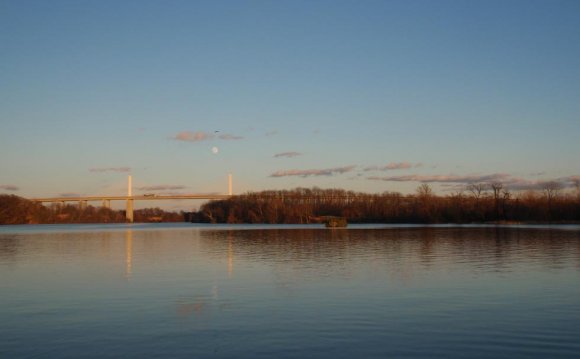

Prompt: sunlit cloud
[
  {"left": 368, "top": 173, "right": 513, "bottom": 184},
  {"left": 274, "top": 152, "right": 302, "bottom": 158},
  {"left": 270, "top": 165, "right": 356, "bottom": 178},
  {"left": 518, "top": 176, "right": 580, "bottom": 191},
  {"left": 218, "top": 133, "right": 244, "bottom": 140},
  {"left": 0, "top": 184, "right": 19, "bottom": 191},
  {"left": 492, "top": 176, "right": 579, "bottom": 191},
  {"left": 137, "top": 185, "right": 188, "bottom": 192},
  {"left": 89, "top": 167, "right": 131, "bottom": 173},
  {"left": 368, "top": 173, "right": 580, "bottom": 192},
  {"left": 364, "top": 162, "right": 415, "bottom": 172},
  {"left": 172, "top": 131, "right": 244, "bottom": 142},
  {"left": 172, "top": 131, "right": 213, "bottom": 142}
]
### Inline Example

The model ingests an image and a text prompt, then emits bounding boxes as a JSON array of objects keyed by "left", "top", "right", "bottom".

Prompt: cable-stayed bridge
[{"left": 31, "top": 175, "right": 233, "bottom": 222}]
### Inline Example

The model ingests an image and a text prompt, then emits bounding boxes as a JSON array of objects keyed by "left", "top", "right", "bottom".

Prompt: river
[{"left": 1, "top": 223, "right": 579, "bottom": 358}]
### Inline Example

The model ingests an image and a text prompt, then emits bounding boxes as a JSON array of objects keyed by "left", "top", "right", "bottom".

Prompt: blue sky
[{"left": 1, "top": 0, "right": 579, "bottom": 210}]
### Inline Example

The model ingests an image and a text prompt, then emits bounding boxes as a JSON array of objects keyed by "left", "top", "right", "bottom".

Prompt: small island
[{"left": 324, "top": 216, "right": 348, "bottom": 228}]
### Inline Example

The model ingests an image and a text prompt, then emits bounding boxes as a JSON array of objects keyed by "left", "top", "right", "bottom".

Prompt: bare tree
[
  {"left": 542, "top": 181, "right": 562, "bottom": 201},
  {"left": 416, "top": 183, "right": 433, "bottom": 198},
  {"left": 490, "top": 182, "right": 503, "bottom": 199},
  {"left": 415, "top": 183, "right": 435, "bottom": 222},
  {"left": 489, "top": 182, "right": 504, "bottom": 220},
  {"left": 542, "top": 181, "right": 562, "bottom": 222},
  {"left": 572, "top": 178, "right": 580, "bottom": 199},
  {"left": 467, "top": 183, "right": 487, "bottom": 199}
]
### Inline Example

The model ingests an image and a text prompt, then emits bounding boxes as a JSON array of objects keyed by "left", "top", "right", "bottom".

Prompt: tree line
[
  {"left": 3, "top": 182, "right": 579, "bottom": 225},
  {"left": 0, "top": 194, "right": 184, "bottom": 225},
  {"left": 191, "top": 184, "right": 580, "bottom": 224}
]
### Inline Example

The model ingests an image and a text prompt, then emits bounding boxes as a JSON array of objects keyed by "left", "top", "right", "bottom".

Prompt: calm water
[{"left": 1, "top": 224, "right": 579, "bottom": 358}]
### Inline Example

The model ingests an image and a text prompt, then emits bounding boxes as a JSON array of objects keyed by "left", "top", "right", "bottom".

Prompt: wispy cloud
[
  {"left": 172, "top": 131, "right": 243, "bottom": 142},
  {"left": 89, "top": 167, "right": 131, "bottom": 173},
  {"left": 368, "top": 173, "right": 580, "bottom": 191},
  {"left": 364, "top": 162, "right": 415, "bottom": 172},
  {"left": 368, "top": 173, "right": 513, "bottom": 184},
  {"left": 0, "top": 184, "right": 19, "bottom": 191},
  {"left": 265, "top": 130, "right": 278, "bottom": 137},
  {"left": 172, "top": 131, "right": 213, "bottom": 142},
  {"left": 137, "top": 185, "right": 188, "bottom": 191},
  {"left": 270, "top": 165, "right": 356, "bottom": 178},
  {"left": 218, "top": 133, "right": 244, "bottom": 140},
  {"left": 274, "top": 152, "right": 302, "bottom": 158},
  {"left": 564, "top": 176, "right": 580, "bottom": 190},
  {"left": 506, "top": 178, "right": 569, "bottom": 191}
]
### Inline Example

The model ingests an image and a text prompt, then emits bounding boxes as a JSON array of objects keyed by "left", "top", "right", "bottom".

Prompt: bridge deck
[{"left": 31, "top": 195, "right": 232, "bottom": 202}]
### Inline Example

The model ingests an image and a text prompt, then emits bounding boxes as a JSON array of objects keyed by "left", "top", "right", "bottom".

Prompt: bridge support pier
[
  {"left": 126, "top": 199, "right": 134, "bottom": 223},
  {"left": 79, "top": 200, "right": 87, "bottom": 210},
  {"left": 102, "top": 199, "right": 110, "bottom": 209}
]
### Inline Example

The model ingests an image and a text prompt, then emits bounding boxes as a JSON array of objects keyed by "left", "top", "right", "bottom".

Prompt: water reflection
[
  {"left": 125, "top": 229, "right": 133, "bottom": 279},
  {"left": 227, "top": 234, "right": 234, "bottom": 277},
  {"left": 1, "top": 227, "right": 579, "bottom": 280},
  {"left": 1, "top": 225, "right": 580, "bottom": 358}
]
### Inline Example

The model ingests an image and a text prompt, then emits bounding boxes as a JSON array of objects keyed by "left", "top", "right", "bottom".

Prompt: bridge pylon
[{"left": 126, "top": 175, "right": 133, "bottom": 223}]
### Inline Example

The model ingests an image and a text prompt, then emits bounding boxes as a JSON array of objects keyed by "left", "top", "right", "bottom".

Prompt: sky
[{"left": 1, "top": 0, "right": 579, "bottom": 210}]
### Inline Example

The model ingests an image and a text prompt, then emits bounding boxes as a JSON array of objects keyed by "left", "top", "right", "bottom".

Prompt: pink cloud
[
  {"left": 368, "top": 173, "right": 513, "bottom": 184},
  {"left": 270, "top": 165, "right": 356, "bottom": 178},
  {"left": 218, "top": 133, "right": 244, "bottom": 140},
  {"left": 274, "top": 152, "right": 303, "bottom": 158},
  {"left": 173, "top": 131, "right": 213, "bottom": 142},
  {"left": 172, "top": 131, "right": 244, "bottom": 142},
  {"left": 364, "top": 162, "right": 415, "bottom": 171},
  {"left": 368, "top": 173, "right": 580, "bottom": 191}
]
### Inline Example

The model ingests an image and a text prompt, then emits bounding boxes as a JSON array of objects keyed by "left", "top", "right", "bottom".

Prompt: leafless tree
[
  {"left": 490, "top": 182, "right": 503, "bottom": 199},
  {"left": 542, "top": 181, "right": 562, "bottom": 201},
  {"left": 467, "top": 183, "right": 487, "bottom": 199},
  {"left": 416, "top": 183, "right": 433, "bottom": 198},
  {"left": 572, "top": 178, "right": 580, "bottom": 199},
  {"left": 489, "top": 182, "right": 504, "bottom": 220}
]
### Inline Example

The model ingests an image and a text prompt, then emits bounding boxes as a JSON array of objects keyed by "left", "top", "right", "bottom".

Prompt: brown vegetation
[
  {"left": 192, "top": 185, "right": 580, "bottom": 224},
  {"left": 0, "top": 194, "right": 184, "bottom": 225},
  {"left": 3, "top": 182, "right": 579, "bottom": 225}
]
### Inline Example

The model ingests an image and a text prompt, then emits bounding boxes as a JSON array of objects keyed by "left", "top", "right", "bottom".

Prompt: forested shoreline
[
  {"left": 2, "top": 183, "right": 580, "bottom": 225},
  {"left": 192, "top": 185, "right": 580, "bottom": 224},
  {"left": 0, "top": 194, "right": 183, "bottom": 225}
]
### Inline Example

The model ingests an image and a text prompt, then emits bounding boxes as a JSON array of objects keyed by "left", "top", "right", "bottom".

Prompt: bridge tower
[{"left": 126, "top": 175, "right": 134, "bottom": 223}]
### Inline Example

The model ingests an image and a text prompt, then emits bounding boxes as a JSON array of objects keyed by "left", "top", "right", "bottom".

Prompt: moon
[{"left": 211, "top": 146, "right": 219, "bottom": 154}]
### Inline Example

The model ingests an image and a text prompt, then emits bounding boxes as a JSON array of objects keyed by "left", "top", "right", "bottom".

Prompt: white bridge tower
[{"left": 126, "top": 175, "right": 134, "bottom": 223}]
